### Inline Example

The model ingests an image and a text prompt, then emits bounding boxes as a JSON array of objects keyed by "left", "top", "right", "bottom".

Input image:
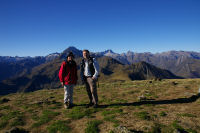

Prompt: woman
[{"left": 59, "top": 52, "right": 78, "bottom": 109}]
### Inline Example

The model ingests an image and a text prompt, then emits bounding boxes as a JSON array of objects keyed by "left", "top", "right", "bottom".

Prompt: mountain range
[
  {"left": 1, "top": 46, "right": 200, "bottom": 95},
  {"left": 0, "top": 53, "right": 60, "bottom": 81},
  {"left": 95, "top": 49, "right": 200, "bottom": 78}
]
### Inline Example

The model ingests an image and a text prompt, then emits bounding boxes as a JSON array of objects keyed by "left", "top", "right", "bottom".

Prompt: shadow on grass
[
  {"left": 99, "top": 93, "right": 200, "bottom": 108},
  {"left": 75, "top": 94, "right": 200, "bottom": 108}
]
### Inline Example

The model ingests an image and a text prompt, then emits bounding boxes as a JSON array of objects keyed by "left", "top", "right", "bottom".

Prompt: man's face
[
  {"left": 67, "top": 56, "right": 73, "bottom": 61},
  {"left": 83, "top": 51, "right": 89, "bottom": 59}
]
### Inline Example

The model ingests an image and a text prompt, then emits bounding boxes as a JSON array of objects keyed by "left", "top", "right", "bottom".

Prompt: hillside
[
  {"left": 0, "top": 54, "right": 59, "bottom": 81},
  {"left": 0, "top": 79, "right": 200, "bottom": 132},
  {"left": 97, "top": 50, "right": 200, "bottom": 78},
  {"left": 172, "top": 58, "right": 200, "bottom": 78},
  {"left": 2, "top": 47, "right": 200, "bottom": 82},
  {"left": 0, "top": 55, "right": 180, "bottom": 95},
  {"left": 128, "top": 62, "right": 181, "bottom": 80}
]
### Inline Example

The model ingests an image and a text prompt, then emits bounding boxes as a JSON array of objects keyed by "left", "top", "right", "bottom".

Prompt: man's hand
[{"left": 92, "top": 77, "right": 97, "bottom": 81}]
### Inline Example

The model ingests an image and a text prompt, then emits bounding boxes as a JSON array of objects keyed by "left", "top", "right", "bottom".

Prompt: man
[
  {"left": 59, "top": 52, "right": 78, "bottom": 109},
  {"left": 81, "top": 49, "right": 100, "bottom": 108}
]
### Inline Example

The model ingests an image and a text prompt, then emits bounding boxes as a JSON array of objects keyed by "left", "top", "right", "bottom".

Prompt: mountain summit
[{"left": 59, "top": 46, "right": 82, "bottom": 59}]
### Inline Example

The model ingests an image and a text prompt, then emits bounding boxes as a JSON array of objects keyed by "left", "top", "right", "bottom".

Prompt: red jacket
[{"left": 59, "top": 60, "right": 78, "bottom": 85}]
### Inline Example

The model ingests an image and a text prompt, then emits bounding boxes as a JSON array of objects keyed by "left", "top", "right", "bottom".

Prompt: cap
[{"left": 67, "top": 52, "right": 75, "bottom": 58}]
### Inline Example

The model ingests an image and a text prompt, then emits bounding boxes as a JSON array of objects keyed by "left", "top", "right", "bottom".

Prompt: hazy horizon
[{"left": 1, "top": 46, "right": 200, "bottom": 58}]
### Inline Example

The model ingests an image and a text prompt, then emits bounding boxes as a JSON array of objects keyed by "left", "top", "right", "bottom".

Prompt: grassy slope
[{"left": 0, "top": 79, "right": 200, "bottom": 133}]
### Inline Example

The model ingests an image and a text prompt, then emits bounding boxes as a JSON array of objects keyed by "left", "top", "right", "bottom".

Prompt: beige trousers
[
  {"left": 64, "top": 85, "right": 74, "bottom": 104},
  {"left": 85, "top": 77, "right": 98, "bottom": 104}
]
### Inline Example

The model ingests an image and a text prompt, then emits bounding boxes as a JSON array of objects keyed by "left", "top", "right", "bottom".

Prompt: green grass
[
  {"left": 101, "top": 109, "right": 123, "bottom": 116},
  {"left": 0, "top": 110, "right": 23, "bottom": 129},
  {"left": 47, "top": 120, "right": 71, "bottom": 133},
  {"left": 1, "top": 111, "right": 22, "bottom": 121},
  {"left": 32, "top": 110, "right": 60, "bottom": 127},
  {"left": 66, "top": 106, "right": 100, "bottom": 119},
  {"left": 144, "top": 104, "right": 154, "bottom": 107},
  {"left": 48, "top": 101, "right": 63, "bottom": 109},
  {"left": 186, "top": 129, "right": 197, "bottom": 133},
  {"left": 85, "top": 120, "right": 102, "bottom": 133},
  {"left": 159, "top": 111, "right": 167, "bottom": 117},
  {"left": 172, "top": 120, "right": 184, "bottom": 131},
  {"left": 128, "top": 90, "right": 136, "bottom": 94},
  {"left": 171, "top": 120, "right": 197, "bottom": 133},
  {"left": 31, "top": 113, "right": 40, "bottom": 121},
  {"left": 177, "top": 113, "right": 196, "bottom": 117},
  {"left": 150, "top": 123, "right": 162, "bottom": 133},
  {"left": 1, "top": 79, "right": 200, "bottom": 132},
  {"left": 113, "top": 99, "right": 128, "bottom": 103},
  {"left": 10, "top": 115, "right": 25, "bottom": 126},
  {"left": 134, "top": 111, "right": 151, "bottom": 120},
  {"left": 161, "top": 125, "right": 174, "bottom": 133},
  {"left": 103, "top": 115, "right": 120, "bottom": 127},
  {"left": 21, "top": 105, "right": 29, "bottom": 110},
  {"left": 0, "top": 105, "right": 11, "bottom": 110},
  {"left": 0, "top": 120, "right": 8, "bottom": 130},
  {"left": 99, "top": 98, "right": 113, "bottom": 104}
]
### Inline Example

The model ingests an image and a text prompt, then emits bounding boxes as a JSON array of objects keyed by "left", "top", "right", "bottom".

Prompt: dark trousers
[{"left": 85, "top": 77, "right": 98, "bottom": 105}]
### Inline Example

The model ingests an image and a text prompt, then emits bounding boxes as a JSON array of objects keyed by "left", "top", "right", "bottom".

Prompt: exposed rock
[
  {"left": 112, "top": 126, "right": 132, "bottom": 133},
  {"left": 173, "top": 129, "right": 182, "bottom": 133},
  {"left": 184, "top": 92, "right": 196, "bottom": 97},
  {"left": 172, "top": 81, "right": 178, "bottom": 85},
  {"left": 138, "top": 95, "right": 147, "bottom": 101}
]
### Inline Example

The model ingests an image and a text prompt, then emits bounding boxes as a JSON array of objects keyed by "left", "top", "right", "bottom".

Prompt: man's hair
[{"left": 83, "top": 49, "right": 90, "bottom": 54}]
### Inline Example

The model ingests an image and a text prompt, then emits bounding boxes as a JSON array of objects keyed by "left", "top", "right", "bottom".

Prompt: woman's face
[{"left": 67, "top": 56, "right": 73, "bottom": 61}]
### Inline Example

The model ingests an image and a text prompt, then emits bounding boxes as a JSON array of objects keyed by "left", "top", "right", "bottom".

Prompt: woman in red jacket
[{"left": 59, "top": 52, "right": 78, "bottom": 109}]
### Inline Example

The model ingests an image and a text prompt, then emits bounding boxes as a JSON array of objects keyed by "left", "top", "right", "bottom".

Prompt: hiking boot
[
  {"left": 93, "top": 104, "right": 98, "bottom": 108},
  {"left": 67, "top": 103, "right": 73, "bottom": 109},
  {"left": 86, "top": 102, "right": 94, "bottom": 108},
  {"left": 64, "top": 103, "right": 68, "bottom": 109},
  {"left": 67, "top": 105, "right": 71, "bottom": 109},
  {"left": 64, "top": 101, "right": 71, "bottom": 109}
]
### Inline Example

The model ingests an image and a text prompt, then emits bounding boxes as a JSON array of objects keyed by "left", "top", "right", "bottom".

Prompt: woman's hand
[{"left": 61, "top": 82, "right": 64, "bottom": 87}]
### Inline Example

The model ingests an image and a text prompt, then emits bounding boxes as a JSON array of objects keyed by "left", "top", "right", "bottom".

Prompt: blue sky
[{"left": 0, "top": 0, "right": 200, "bottom": 56}]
